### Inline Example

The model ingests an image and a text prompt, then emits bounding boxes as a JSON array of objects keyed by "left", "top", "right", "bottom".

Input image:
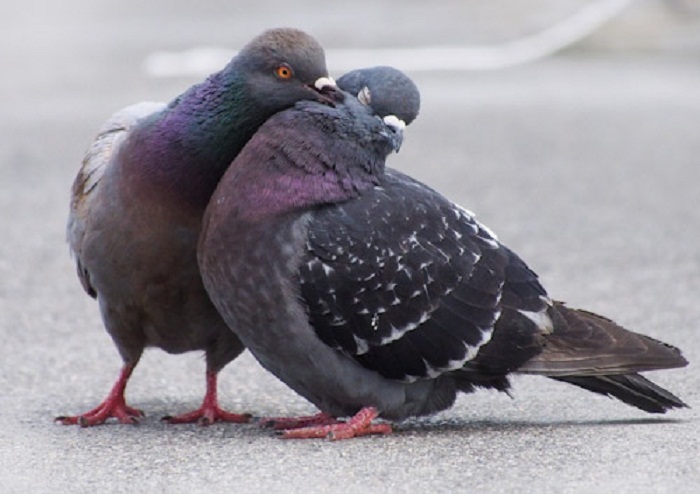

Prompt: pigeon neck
[
  {"left": 132, "top": 68, "right": 261, "bottom": 210},
  {"left": 218, "top": 128, "right": 384, "bottom": 223},
  {"left": 236, "top": 169, "right": 377, "bottom": 222}
]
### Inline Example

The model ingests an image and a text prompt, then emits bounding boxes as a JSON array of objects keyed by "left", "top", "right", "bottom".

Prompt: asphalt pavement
[{"left": 1, "top": 1, "right": 699, "bottom": 493}]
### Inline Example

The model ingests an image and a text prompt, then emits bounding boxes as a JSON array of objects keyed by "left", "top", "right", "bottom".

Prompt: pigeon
[
  {"left": 59, "top": 28, "right": 335, "bottom": 427},
  {"left": 336, "top": 65, "right": 420, "bottom": 126},
  {"left": 198, "top": 67, "right": 688, "bottom": 440}
]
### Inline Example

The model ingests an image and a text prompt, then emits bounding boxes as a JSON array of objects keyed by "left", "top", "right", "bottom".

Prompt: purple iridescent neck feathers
[
  {"left": 208, "top": 85, "right": 404, "bottom": 222},
  {"left": 125, "top": 28, "right": 331, "bottom": 209}
]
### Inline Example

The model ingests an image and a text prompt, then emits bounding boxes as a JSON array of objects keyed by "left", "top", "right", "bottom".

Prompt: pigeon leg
[
  {"left": 279, "top": 407, "right": 392, "bottom": 440},
  {"left": 55, "top": 363, "right": 143, "bottom": 426},
  {"left": 258, "top": 411, "right": 339, "bottom": 430},
  {"left": 162, "top": 371, "right": 251, "bottom": 426}
]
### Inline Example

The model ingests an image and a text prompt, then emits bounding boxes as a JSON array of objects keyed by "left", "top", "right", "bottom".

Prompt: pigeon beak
[
  {"left": 383, "top": 115, "right": 405, "bottom": 152},
  {"left": 389, "top": 132, "right": 404, "bottom": 153},
  {"left": 383, "top": 115, "right": 406, "bottom": 132},
  {"left": 314, "top": 76, "right": 337, "bottom": 91},
  {"left": 309, "top": 76, "right": 339, "bottom": 106}
]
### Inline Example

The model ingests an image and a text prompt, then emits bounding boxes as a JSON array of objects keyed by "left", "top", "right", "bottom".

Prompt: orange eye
[{"left": 275, "top": 64, "right": 294, "bottom": 80}]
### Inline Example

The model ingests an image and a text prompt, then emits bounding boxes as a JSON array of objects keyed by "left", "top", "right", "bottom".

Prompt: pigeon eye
[{"left": 275, "top": 64, "right": 294, "bottom": 80}]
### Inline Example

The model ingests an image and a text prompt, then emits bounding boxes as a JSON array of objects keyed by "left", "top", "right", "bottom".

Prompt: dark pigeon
[
  {"left": 199, "top": 68, "right": 688, "bottom": 440},
  {"left": 59, "top": 28, "right": 334, "bottom": 426},
  {"left": 336, "top": 65, "right": 420, "bottom": 125}
]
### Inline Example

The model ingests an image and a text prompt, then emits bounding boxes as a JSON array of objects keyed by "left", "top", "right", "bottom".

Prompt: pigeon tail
[
  {"left": 517, "top": 301, "right": 688, "bottom": 413},
  {"left": 551, "top": 373, "right": 687, "bottom": 413}
]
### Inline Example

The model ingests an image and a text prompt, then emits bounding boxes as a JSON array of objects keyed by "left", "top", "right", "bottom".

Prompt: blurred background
[
  {"left": 3, "top": 0, "right": 700, "bottom": 121},
  {"left": 3, "top": 0, "right": 699, "bottom": 328},
  {"left": 1, "top": 1, "right": 699, "bottom": 491}
]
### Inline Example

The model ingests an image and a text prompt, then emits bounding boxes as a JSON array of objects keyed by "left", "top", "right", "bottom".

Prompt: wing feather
[
  {"left": 300, "top": 169, "right": 548, "bottom": 381},
  {"left": 67, "top": 102, "right": 165, "bottom": 297}
]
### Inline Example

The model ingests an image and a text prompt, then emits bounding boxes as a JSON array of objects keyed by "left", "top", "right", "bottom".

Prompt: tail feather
[
  {"left": 516, "top": 301, "right": 688, "bottom": 413},
  {"left": 552, "top": 373, "right": 688, "bottom": 413},
  {"left": 518, "top": 301, "right": 688, "bottom": 375}
]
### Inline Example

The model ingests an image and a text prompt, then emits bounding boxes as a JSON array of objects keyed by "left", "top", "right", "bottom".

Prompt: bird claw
[
  {"left": 56, "top": 403, "right": 144, "bottom": 427},
  {"left": 161, "top": 406, "right": 251, "bottom": 426},
  {"left": 258, "top": 412, "right": 338, "bottom": 430},
  {"left": 279, "top": 421, "right": 392, "bottom": 440},
  {"left": 329, "top": 423, "right": 393, "bottom": 440},
  {"left": 274, "top": 407, "right": 391, "bottom": 440},
  {"left": 57, "top": 364, "right": 141, "bottom": 427}
]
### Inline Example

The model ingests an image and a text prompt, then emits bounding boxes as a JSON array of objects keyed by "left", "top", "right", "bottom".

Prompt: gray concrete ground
[{"left": 1, "top": 1, "right": 699, "bottom": 493}]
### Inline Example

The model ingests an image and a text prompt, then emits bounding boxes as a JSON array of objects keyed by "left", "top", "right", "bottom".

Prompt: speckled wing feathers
[{"left": 299, "top": 169, "right": 549, "bottom": 382}]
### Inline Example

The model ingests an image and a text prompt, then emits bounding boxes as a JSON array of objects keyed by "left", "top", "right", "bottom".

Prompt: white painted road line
[{"left": 143, "top": 0, "right": 633, "bottom": 77}]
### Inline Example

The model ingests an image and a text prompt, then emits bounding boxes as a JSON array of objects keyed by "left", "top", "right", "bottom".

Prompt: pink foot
[
  {"left": 56, "top": 401, "right": 144, "bottom": 427},
  {"left": 56, "top": 364, "right": 142, "bottom": 427},
  {"left": 258, "top": 412, "right": 339, "bottom": 430},
  {"left": 279, "top": 407, "right": 392, "bottom": 441},
  {"left": 162, "top": 405, "right": 251, "bottom": 426},
  {"left": 161, "top": 370, "right": 251, "bottom": 426}
]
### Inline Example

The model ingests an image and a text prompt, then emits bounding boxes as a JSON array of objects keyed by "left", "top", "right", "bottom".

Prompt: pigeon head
[
  {"left": 138, "top": 28, "right": 335, "bottom": 208},
  {"left": 232, "top": 28, "right": 336, "bottom": 113},
  {"left": 337, "top": 66, "right": 420, "bottom": 126}
]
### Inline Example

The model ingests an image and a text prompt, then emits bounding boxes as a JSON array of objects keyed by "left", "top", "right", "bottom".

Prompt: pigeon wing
[
  {"left": 300, "top": 169, "right": 546, "bottom": 382},
  {"left": 67, "top": 102, "right": 165, "bottom": 297}
]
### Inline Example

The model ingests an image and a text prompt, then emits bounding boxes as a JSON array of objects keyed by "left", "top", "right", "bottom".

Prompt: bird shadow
[{"left": 393, "top": 416, "right": 689, "bottom": 437}]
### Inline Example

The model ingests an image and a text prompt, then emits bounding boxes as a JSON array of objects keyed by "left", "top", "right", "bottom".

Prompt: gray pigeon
[
  {"left": 59, "top": 28, "right": 334, "bottom": 426},
  {"left": 336, "top": 65, "right": 420, "bottom": 126},
  {"left": 199, "top": 68, "right": 688, "bottom": 440}
]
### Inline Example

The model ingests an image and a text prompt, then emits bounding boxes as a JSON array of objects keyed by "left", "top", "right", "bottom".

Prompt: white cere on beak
[
  {"left": 314, "top": 76, "right": 337, "bottom": 91},
  {"left": 383, "top": 115, "right": 406, "bottom": 132},
  {"left": 357, "top": 86, "right": 372, "bottom": 106}
]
